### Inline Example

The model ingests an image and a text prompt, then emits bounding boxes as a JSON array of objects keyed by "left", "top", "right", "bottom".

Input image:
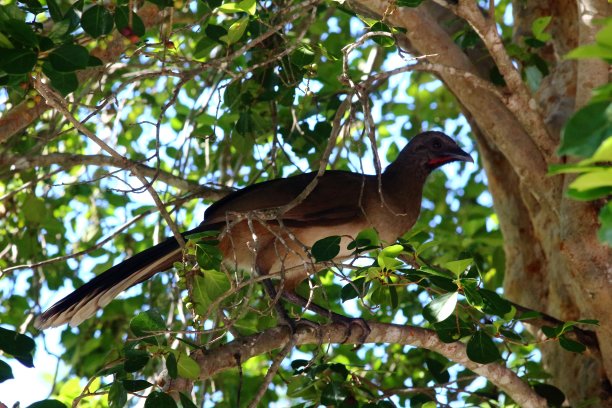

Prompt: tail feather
[{"left": 35, "top": 235, "right": 185, "bottom": 329}]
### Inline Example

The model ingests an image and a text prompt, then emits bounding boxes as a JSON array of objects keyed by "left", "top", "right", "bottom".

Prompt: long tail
[{"left": 35, "top": 228, "right": 202, "bottom": 329}]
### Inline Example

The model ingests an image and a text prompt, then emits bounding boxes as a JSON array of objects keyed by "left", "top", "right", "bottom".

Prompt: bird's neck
[{"left": 381, "top": 157, "right": 430, "bottom": 213}]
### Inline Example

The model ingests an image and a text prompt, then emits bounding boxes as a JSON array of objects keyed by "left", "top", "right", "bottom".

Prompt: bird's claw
[{"left": 330, "top": 315, "right": 371, "bottom": 346}]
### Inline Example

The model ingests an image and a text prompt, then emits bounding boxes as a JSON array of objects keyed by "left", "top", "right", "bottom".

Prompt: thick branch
[
  {"left": 346, "top": 0, "right": 561, "bottom": 219},
  {"left": 192, "top": 322, "right": 547, "bottom": 408}
]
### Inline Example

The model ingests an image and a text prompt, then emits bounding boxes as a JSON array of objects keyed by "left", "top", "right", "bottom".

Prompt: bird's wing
[{"left": 200, "top": 170, "right": 373, "bottom": 228}]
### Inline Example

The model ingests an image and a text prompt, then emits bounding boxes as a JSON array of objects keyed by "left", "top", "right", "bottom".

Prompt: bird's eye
[{"left": 432, "top": 139, "right": 442, "bottom": 149}]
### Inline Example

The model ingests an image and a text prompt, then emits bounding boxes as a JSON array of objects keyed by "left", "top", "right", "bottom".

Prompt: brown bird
[{"left": 35, "top": 131, "right": 473, "bottom": 329}]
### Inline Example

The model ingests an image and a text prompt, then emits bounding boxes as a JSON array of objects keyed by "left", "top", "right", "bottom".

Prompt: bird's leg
[
  {"left": 260, "top": 278, "right": 320, "bottom": 334},
  {"left": 280, "top": 291, "right": 371, "bottom": 344}
]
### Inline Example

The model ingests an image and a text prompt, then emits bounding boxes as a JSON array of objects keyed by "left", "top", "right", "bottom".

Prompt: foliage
[
  {"left": 553, "top": 17, "right": 612, "bottom": 245},
  {"left": 0, "top": 0, "right": 605, "bottom": 406}
]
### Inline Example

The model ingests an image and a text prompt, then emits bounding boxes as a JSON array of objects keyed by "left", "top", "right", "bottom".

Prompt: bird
[{"left": 35, "top": 131, "right": 473, "bottom": 329}]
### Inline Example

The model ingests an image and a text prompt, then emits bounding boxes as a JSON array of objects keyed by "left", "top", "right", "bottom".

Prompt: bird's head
[{"left": 404, "top": 131, "right": 473, "bottom": 170}]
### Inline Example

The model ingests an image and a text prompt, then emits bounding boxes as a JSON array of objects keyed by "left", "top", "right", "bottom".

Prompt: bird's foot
[
  {"left": 275, "top": 303, "right": 320, "bottom": 335},
  {"left": 329, "top": 314, "right": 371, "bottom": 345}
]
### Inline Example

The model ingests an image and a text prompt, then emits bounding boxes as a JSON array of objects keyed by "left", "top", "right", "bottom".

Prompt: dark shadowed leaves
[
  {"left": 108, "top": 381, "right": 127, "bottom": 408},
  {"left": 0, "top": 327, "right": 35, "bottom": 368},
  {"left": 48, "top": 44, "right": 89, "bottom": 72},
  {"left": 130, "top": 309, "right": 166, "bottom": 345},
  {"left": 312, "top": 236, "right": 341, "bottom": 262},
  {"left": 533, "top": 383, "right": 565, "bottom": 407},
  {"left": 81, "top": 5, "right": 114, "bottom": 38},
  {"left": 0, "top": 360, "right": 13, "bottom": 383},
  {"left": 144, "top": 391, "right": 177, "bottom": 408},
  {"left": 0, "top": 49, "right": 37, "bottom": 74},
  {"left": 26, "top": 400, "right": 67, "bottom": 408},
  {"left": 122, "top": 379, "right": 153, "bottom": 392},
  {"left": 466, "top": 331, "right": 500, "bottom": 364},
  {"left": 434, "top": 315, "right": 472, "bottom": 343},
  {"left": 559, "top": 101, "right": 612, "bottom": 157}
]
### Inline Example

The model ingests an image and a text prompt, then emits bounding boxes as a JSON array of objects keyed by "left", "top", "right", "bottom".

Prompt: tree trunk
[{"left": 347, "top": 0, "right": 612, "bottom": 404}]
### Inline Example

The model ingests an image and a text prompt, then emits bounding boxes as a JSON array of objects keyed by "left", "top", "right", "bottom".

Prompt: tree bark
[{"left": 347, "top": 0, "right": 612, "bottom": 404}]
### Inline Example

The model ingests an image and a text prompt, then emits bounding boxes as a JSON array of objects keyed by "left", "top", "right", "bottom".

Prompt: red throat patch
[{"left": 428, "top": 156, "right": 453, "bottom": 166}]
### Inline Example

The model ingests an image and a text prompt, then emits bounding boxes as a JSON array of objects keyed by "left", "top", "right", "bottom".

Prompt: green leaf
[
  {"left": 205, "top": 24, "right": 228, "bottom": 43},
  {"left": 598, "top": 202, "right": 612, "bottom": 245},
  {"left": 425, "top": 359, "right": 449, "bottom": 384},
  {"left": 4, "top": 19, "right": 38, "bottom": 47},
  {"left": 567, "top": 185, "right": 612, "bottom": 200},
  {"left": 179, "top": 393, "right": 198, "bottom": 408},
  {"left": 466, "top": 331, "right": 500, "bottom": 364},
  {"left": 577, "top": 319, "right": 599, "bottom": 325},
  {"left": 0, "top": 327, "right": 35, "bottom": 367},
  {"left": 0, "top": 48, "right": 37, "bottom": 74},
  {"left": 22, "top": 195, "right": 46, "bottom": 223},
  {"left": 311, "top": 236, "right": 341, "bottom": 262},
  {"left": 419, "top": 266, "right": 455, "bottom": 279},
  {"left": 130, "top": 309, "right": 166, "bottom": 344},
  {"left": 569, "top": 169, "right": 612, "bottom": 191},
  {"left": 108, "top": 382, "right": 127, "bottom": 408},
  {"left": 114, "top": 6, "right": 145, "bottom": 38},
  {"left": 532, "top": 16, "right": 552, "bottom": 42},
  {"left": 423, "top": 292, "right": 458, "bottom": 323},
  {"left": 542, "top": 325, "right": 560, "bottom": 338},
  {"left": 559, "top": 335, "right": 586, "bottom": 353},
  {"left": 320, "top": 382, "right": 349, "bottom": 405},
  {"left": 559, "top": 101, "right": 612, "bottom": 157},
  {"left": 144, "top": 391, "right": 178, "bottom": 408},
  {"left": 533, "top": 383, "right": 566, "bottom": 407},
  {"left": 166, "top": 353, "right": 178, "bottom": 379},
  {"left": 81, "top": 5, "right": 114, "bottom": 38},
  {"left": 218, "top": 0, "right": 256, "bottom": 15},
  {"left": 195, "top": 242, "right": 223, "bottom": 270},
  {"left": 381, "top": 244, "right": 404, "bottom": 257},
  {"left": 48, "top": 44, "right": 89, "bottom": 72},
  {"left": 397, "top": 0, "right": 424, "bottom": 6},
  {"left": 177, "top": 353, "right": 201, "bottom": 379},
  {"left": 0, "top": 359, "right": 14, "bottom": 383},
  {"left": 26, "top": 400, "right": 67, "bottom": 408},
  {"left": 370, "top": 22, "right": 394, "bottom": 47},
  {"left": 340, "top": 277, "right": 367, "bottom": 301},
  {"left": 220, "top": 16, "right": 249, "bottom": 45},
  {"left": 42, "top": 62, "right": 78, "bottom": 95},
  {"left": 352, "top": 228, "right": 380, "bottom": 249},
  {"left": 122, "top": 379, "right": 153, "bottom": 392},
  {"left": 192, "top": 275, "right": 212, "bottom": 315},
  {"left": 516, "top": 310, "right": 542, "bottom": 320},
  {"left": 462, "top": 280, "right": 483, "bottom": 309},
  {"left": 595, "top": 21, "right": 612, "bottom": 48},
  {"left": 291, "top": 45, "right": 315, "bottom": 67},
  {"left": 124, "top": 349, "right": 150, "bottom": 372},
  {"left": 202, "top": 269, "right": 231, "bottom": 300},
  {"left": 46, "top": 0, "right": 63, "bottom": 21},
  {"left": 479, "top": 289, "right": 512, "bottom": 317},
  {"left": 443, "top": 258, "right": 472, "bottom": 276},
  {"left": 566, "top": 43, "right": 612, "bottom": 59}
]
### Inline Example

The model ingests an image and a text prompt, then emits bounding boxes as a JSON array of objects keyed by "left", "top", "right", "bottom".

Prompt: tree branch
[
  {"left": 0, "top": 3, "right": 164, "bottom": 144},
  {"left": 0, "top": 152, "right": 231, "bottom": 198},
  {"left": 346, "top": 0, "right": 561, "bottom": 220},
  {"left": 192, "top": 322, "right": 547, "bottom": 408}
]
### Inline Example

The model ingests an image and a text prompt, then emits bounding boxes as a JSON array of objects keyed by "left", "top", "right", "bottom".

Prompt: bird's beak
[
  {"left": 428, "top": 146, "right": 474, "bottom": 167},
  {"left": 445, "top": 147, "right": 474, "bottom": 163}
]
